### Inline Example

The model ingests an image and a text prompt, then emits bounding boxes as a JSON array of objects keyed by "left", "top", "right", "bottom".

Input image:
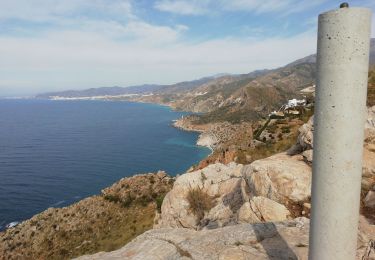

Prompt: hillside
[
  {"left": 0, "top": 172, "right": 174, "bottom": 259},
  {"left": 133, "top": 39, "right": 374, "bottom": 124},
  {"left": 128, "top": 39, "right": 374, "bottom": 123}
]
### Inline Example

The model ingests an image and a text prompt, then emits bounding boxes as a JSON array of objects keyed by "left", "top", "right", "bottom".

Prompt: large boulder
[
  {"left": 155, "top": 163, "right": 246, "bottom": 229},
  {"left": 242, "top": 153, "right": 312, "bottom": 206},
  {"left": 238, "top": 197, "right": 291, "bottom": 223},
  {"left": 76, "top": 217, "right": 375, "bottom": 260}
]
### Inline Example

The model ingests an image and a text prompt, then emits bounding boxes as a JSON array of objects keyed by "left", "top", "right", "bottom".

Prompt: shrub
[
  {"left": 267, "top": 124, "right": 277, "bottom": 133},
  {"left": 122, "top": 194, "right": 133, "bottom": 208},
  {"left": 138, "top": 194, "right": 151, "bottom": 207},
  {"left": 104, "top": 194, "right": 121, "bottom": 203},
  {"left": 186, "top": 187, "right": 215, "bottom": 221},
  {"left": 281, "top": 126, "right": 291, "bottom": 133},
  {"left": 200, "top": 172, "right": 207, "bottom": 182},
  {"left": 155, "top": 195, "right": 165, "bottom": 213}
]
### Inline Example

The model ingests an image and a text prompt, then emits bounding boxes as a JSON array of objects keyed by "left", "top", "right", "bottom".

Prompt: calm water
[{"left": 0, "top": 99, "right": 210, "bottom": 230}]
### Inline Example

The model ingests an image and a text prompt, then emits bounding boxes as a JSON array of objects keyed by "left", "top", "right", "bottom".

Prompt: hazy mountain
[
  {"left": 36, "top": 85, "right": 165, "bottom": 99},
  {"left": 37, "top": 39, "right": 375, "bottom": 123},
  {"left": 36, "top": 77, "right": 217, "bottom": 99}
]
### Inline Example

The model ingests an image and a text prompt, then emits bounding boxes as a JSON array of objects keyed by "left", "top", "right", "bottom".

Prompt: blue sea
[{"left": 0, "top": 99, "right": 210, "bottom": 230}]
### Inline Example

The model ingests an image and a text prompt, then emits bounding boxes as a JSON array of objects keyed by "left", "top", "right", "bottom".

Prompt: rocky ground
[
  {"left": 77, "top": 106, "right": 375, "bottom": 260},
  {"left": 76, "top": 217, "right": 375, "bottom": 260},
  {"left": 0, "top": 172, "right": 174, "bottom": 260}
]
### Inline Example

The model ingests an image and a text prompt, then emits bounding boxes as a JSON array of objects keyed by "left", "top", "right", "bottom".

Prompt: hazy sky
[{"left": 0, "top": 0, "right": 374, "bottom": 96}]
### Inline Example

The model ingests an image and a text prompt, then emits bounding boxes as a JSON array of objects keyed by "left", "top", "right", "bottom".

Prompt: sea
[{"left": 0, "top": 99, "right": 211, "bottom": 230}]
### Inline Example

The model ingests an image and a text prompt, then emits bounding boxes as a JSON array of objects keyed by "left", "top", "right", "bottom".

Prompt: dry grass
[
  {"left": 0, "top": 197, "right": 158, "bottom": 260},
  {"left": 236, "top": 130, "right": 299, "bottom": 164},
  {"left": 236, "top": 112, "right": 313, "bottom": 164},
  {"left": 186, "top": 187, "right": 215, "bottom": 221}
]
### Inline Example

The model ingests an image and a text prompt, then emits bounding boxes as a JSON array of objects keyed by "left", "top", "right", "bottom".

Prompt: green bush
[{"left": 155, "top": 195, "right": 165, "bottom": 213}]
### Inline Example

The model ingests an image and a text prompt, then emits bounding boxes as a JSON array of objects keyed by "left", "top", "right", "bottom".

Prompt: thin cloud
[
  {"left": 1, "top": 0, "right": 373, "bottom": 96},
  {"left": 0, "top": 0, "right": 134, "bottom": 21},
  {"left": 154, "top": 0, "right": 329, "bottom": 15},
  {"left": 0, "top": 27, "right": 317, "bottom": 95},
  {"left": 154, "top": 0, "right": 210, "bottom": 15},
  {"left": 220, "top": 0, "right": 293, "bottom": 14}
]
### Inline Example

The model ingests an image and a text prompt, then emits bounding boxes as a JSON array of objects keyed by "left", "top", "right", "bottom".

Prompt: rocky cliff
[{"left": 75, "top": 107, "right": 375, "bottom": 260}]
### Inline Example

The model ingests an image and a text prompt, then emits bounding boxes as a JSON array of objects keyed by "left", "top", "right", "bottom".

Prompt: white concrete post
[{"left": 309, "top": 4, "right": 372, "bottom": 260}]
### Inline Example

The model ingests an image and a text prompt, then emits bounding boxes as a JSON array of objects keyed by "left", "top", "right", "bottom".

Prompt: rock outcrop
[
  {"left": 156, "top": 109, "right": 375, "bottom": 230},
  {"left": 238, "top": 197, "right": 291, "bottom": 223},
  {"left": 76, "top": 217, "right": 375, "bottom": 260},
  {"left": 155, "top": 163, "right": 245, "bottom": 229},
  {"left": 155, "top": 153, "right": 313, "bottom": 230},
  {"left": 296, "top": 116, "right": 314, "bottom": 151},
  {"left": 242, "top": 153, "right": 312, "bottom": 206}
]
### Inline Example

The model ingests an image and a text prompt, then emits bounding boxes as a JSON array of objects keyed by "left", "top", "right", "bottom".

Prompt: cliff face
[{"left": 0, "top": 172, "right": 174, "bottom": 260}]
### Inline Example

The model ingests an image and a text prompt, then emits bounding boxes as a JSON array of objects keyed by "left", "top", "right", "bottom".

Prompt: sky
[{"left": 0, "top": 0, "right": 374, "bottom": 96}]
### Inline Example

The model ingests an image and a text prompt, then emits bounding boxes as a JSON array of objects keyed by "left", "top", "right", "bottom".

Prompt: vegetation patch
[
  {"left": 103, "top": 194, "right": 121, "bottom": 203},
  {"left": 155, "top": 195, "right": 165, "bottom": 213},
  {"left": 186, "top": 187, "right": 215, "bottom": 221},
  {"left": 0, "top": 173, "right": 174, "bottom": 260}
]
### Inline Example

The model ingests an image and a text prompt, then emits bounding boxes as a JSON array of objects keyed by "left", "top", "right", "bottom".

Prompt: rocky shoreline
[
  {"left": 172, "top": 116, "right": 217, "bottom": 151},
  {"left": 172, "top": 115, "right": 254, "bottom": 153}
]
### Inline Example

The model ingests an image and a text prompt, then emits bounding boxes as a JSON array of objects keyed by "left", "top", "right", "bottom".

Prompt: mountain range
[{"left": 37, "top": 39, "right": 375, "bottom": 123}]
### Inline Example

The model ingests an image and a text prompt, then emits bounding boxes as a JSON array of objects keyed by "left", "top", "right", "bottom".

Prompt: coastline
[
  {"left": 172, "top": 117, "right": 216, "bottom": 153},
  {"left": 0, "top": 99, "right": 209, "bottom": 232}
]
